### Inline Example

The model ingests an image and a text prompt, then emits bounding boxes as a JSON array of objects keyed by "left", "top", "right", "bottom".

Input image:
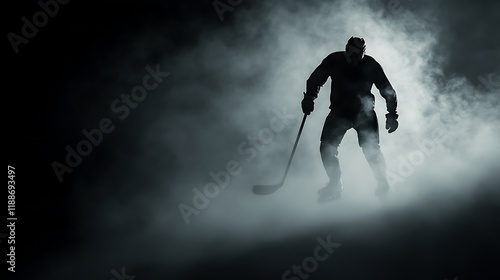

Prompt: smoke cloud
[{"left": 35, "top": 0, "right": 499, "bottom": 279}]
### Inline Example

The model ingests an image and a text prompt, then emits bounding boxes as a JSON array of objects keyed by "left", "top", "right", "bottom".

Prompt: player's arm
[
  {"left": 302, "top": 55, "right": 333, "bottom": 115},
  {"left": 305, "top": 55, "right": 333, "bottom": 98},
  {"left": 373, "top": 62, "right": 398, "bottom": 116},
  {"left": 373, "top": 61, "right": 399, "bottom": 133}
]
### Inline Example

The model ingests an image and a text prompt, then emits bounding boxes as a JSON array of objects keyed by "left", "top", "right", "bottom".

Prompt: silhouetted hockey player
[{"left": 302, "top": 37, "right": 398, "bottom": 202}]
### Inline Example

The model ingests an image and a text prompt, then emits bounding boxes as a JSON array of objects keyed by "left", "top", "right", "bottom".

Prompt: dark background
[{"left": 4, "top": 0, "right": 500, "bottom": 279}]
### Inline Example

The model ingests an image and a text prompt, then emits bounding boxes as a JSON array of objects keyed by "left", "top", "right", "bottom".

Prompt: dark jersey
[{"left": 306, "top": 51, "right": 397, "bottom": 118}]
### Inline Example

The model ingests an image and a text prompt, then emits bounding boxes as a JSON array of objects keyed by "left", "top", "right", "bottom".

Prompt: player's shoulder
[
  {"left": 326, "top": 51, "right": 344, "bottom": 59},
  {"left": 363, "top": 54, "right": 380, "bottom": 68},
  {"left": 322, "top": 51, "right": 344, "bottom": 63},
  {"left": 363, "top": 54, "right": 380, "bottom": 66}
]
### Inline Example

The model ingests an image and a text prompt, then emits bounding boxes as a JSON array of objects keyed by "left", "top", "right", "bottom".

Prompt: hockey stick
[{"left": 252, "top": 113, "right": 307, "bottom": 195}]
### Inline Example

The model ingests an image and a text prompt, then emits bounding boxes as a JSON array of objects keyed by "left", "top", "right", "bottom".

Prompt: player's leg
[
  {"left": 318, "top": 111, "right": 351, "bottom": 200},
  {"left": 355, "top": 111, "right": 390, "bottom": 196}
]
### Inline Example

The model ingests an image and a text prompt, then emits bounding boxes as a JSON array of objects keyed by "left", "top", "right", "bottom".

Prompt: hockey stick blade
[
  {"left": 251, "top": 114, "right": 307, "bottom": 196},
  {"left": 252, "top": 183, "right": 283, "bottom": 195}
]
